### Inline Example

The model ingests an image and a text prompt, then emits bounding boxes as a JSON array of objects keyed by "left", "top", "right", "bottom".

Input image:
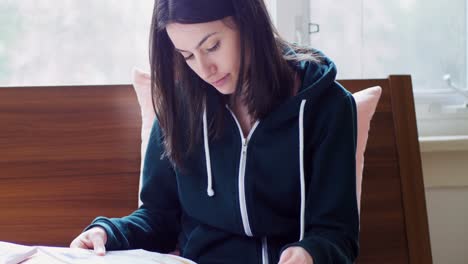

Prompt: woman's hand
[
  {"left": 70, "top": 227, "right": 108, "bottom": 256},
  {"left": 278, "top": 246, "right": 314, "bottom": 264}
]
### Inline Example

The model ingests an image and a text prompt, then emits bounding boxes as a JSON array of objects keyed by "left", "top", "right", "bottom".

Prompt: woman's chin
[
  {"left": 212, "top": 84, "right": 235, "bottom": 95},
  {"left": 215, "top": 88, "right": 235, "bottom": 95}
]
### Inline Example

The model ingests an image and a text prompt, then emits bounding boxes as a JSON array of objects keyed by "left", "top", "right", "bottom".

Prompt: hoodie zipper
[
  {"left": 226, "top": 106, "right": 259, "bottom": 237},
  {"left": 262, "top": 237, "right": 269, "bottom": 264}
]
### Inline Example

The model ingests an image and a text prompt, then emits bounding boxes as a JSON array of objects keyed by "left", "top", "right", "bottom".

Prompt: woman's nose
[{"left": 197, "top": 58, "right": 216, "bottom": 80}]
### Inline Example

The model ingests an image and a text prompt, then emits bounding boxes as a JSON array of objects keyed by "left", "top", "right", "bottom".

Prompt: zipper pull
[{"left": 242, "top": 139, "right": 248, "bottom": 154}]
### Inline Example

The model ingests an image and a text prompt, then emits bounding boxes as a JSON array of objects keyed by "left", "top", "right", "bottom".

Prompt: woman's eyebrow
[{"left": 175, "top": 32, "right": 219, "bottom": 52}]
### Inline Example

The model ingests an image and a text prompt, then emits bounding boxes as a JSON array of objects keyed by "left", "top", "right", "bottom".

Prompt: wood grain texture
[
  {"left": 389, "top": 76, "right": 433, "bottom": 264},
  {"left": 0, "top": 77, "right": 432, "bottom": 263},
  {"left": 339, "top": 77, "right": 433, "bottom": 263},
  {"left": 0, "top": 85, "right": 141, "bottom": 246}
]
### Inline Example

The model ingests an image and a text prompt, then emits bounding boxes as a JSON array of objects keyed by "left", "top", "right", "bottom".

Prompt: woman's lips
[{"left": 212, "top": 74, "right": 229, "bottom": 86}]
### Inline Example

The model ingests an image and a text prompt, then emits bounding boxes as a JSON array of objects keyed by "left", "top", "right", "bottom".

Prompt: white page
[
  {"left": 0, "top": 241, "right": 38, "bottom": 264},
  {"left": 37, "top": 247, "right": 196, "bottom": 264}
]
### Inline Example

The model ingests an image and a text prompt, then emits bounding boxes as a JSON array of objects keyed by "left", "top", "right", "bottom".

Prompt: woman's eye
[
  {"left": 207, "top": 42, "right": 220, "bottom": 52},
  {"left": 184, "top": 54, "right": 194, "bottom": 61},
  {"left": 182, "top": 42, "right": 219, "bottom": 60}
]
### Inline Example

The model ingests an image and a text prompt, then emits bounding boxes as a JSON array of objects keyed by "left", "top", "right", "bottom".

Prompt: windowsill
[
  {"left": 420, "top": 136, "right": 468, "bottom": 188},
  {"left": 419, "top": 135, "right": 468, "bottom": 153}
]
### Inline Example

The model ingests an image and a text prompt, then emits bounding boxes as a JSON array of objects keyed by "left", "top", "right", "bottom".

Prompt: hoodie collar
[{"left": 262, "top": 50, "right": 338, "bottom": 124}]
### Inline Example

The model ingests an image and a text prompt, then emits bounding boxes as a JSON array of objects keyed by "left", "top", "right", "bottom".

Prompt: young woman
[{"left": 70, "top": 0, "right": 359, "bottom": 263}]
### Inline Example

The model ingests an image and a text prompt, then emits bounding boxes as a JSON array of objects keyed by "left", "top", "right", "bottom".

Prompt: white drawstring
[
  {"left": 204, "top": 99, "right": 307, "bottom": 237},
  {"left": 203, "top": 108, "right": 215, "bottom": 197},
  {"left": 299, "top": 100, "right": 307, "bottom": 241}
]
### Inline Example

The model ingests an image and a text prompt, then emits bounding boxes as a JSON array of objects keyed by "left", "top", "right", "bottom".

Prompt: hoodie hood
[
  {"left": 264, "top": 49, "right": 339, "bottom": 124},
  {"left": 298, "top": 52, "right": 337, "bottom": 94}
]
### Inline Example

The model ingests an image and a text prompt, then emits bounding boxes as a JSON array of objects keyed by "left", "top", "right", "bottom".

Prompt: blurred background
[
  {"left": 0, "top": 0, "right": 467, "bottom": 262},
  {"left": 0, "top": 0, "right": 153, "bottom": 85}
]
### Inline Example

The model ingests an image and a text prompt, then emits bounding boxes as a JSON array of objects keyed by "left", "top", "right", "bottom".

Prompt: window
[
  {"left": 2, "top": 0, "right": 468, "bottom": 136},
  {"left": 0, "top": 0, "right": 153, "bottom": 86},
  {"left": 269, "top": 0, "right": 468, "bottom": 136}
]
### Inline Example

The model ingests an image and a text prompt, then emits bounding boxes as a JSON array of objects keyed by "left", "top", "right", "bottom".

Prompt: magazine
[
  {"left": 0, "top": 241, "right": 37, "bottom": 264},
  {"left": 0, "top": 241, "right": 195, "bottom": 264}
]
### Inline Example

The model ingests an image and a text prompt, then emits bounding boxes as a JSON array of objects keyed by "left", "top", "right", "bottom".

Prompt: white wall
[{"left": 421, "top": 150, "right": 468, "bottom": 264}]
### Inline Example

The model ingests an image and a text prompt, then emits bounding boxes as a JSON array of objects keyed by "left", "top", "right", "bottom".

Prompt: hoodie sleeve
[
  {"left": 283, "top": 92, "right": 360, "bottom": 263},
  {"left": 84, "top": 119, "right": 181, "bottom": 253}
]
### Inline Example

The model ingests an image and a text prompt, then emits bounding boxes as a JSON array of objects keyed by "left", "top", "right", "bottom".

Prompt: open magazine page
[
  {"left": 0, "top": 241, "right": 196, "bottom": 264},
  {"left": 0, "top": 241, "right": 37, "bottom": 264},
  {"left": 36, "top": 247, "right": 196, "bottom": 264}
]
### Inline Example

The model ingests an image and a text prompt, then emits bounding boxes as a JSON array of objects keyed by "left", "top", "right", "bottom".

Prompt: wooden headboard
[
  {"left": 0, "top": 76, "right": 432, "bottom": 263},
  {"left": 338, "top": 76, "right": 432, "bottom": 264}
]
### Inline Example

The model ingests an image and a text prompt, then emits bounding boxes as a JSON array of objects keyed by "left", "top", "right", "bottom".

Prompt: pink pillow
[
  {"left": 132, "top": 68, "right": 155, "bottom": 207},
  {"left": 132, "top": 68, "right": 381, "bottom": 211},
  {"left": 352, "top": 86, "right": 382, "bottom": 213}
]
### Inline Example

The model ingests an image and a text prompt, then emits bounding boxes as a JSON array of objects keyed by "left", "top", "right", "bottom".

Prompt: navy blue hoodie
[{"left": 87, "top": 53, "right": 359, "bottom": 263}]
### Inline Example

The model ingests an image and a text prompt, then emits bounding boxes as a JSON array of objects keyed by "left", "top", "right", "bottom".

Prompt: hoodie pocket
[{"left": 181, "top": 224, "right": 259, "bottom": 264}]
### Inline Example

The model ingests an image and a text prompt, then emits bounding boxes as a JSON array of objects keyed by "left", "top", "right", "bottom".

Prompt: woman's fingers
[
  {"left": 278, "top": 247, "right": 313, "bottom": 264},
  {"left": 69, "top": 237, "right": 88, "bottom": 249},
  {"left": 278, "top": 248, "right": 293, "bottom": 264},
  {"left": 90, "top": 233, "right": 106, "bottom": 256},
  {"left": 70, "top": 227, "right": 107, "bottom": 256}
]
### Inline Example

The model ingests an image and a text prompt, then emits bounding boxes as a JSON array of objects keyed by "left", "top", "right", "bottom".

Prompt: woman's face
[{"left": 166, "top": 17, "right": 241, "bottom": 95}]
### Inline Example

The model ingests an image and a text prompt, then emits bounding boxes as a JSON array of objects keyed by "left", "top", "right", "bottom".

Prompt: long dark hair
[{"left": 149, "top": 0, "right": 319, "bottom": 169}]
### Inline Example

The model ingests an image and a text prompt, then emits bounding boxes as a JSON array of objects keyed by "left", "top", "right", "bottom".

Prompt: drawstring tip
[{"left": 207, "top": 188, "right": 215, "bottom": 197}]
